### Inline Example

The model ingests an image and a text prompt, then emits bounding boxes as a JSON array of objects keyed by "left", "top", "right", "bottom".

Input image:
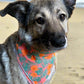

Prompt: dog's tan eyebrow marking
[
  {"left": 35, "top": 14, "right": 43, "bottom": 19},
  {"left": 40, "top": 7, "right": 51, "bottom": 19},
  {"left": 35, "top": 11, "right": 46, "bottom": 18}
]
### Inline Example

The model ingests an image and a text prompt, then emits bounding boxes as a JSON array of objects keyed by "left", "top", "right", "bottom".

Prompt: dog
[{"left": 0, "top": 0, "right": 76, "bottom": 84}]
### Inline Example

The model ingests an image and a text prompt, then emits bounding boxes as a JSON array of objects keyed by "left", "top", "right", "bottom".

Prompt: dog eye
[
  {"left": 59, "top": 14, "right": 66, "bottom": 21},
  {"left": 36, "top": 17, "right": 45, "bottom": 25}
]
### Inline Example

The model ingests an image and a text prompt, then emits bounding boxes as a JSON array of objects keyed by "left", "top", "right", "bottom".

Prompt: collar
[{"left": 16, "top": 40, "right": 56, "bottom": 84}]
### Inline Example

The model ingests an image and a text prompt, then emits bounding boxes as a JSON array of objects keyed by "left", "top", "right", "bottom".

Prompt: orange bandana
[{"left": 16, "top": 40, "right": 56, "bottom": 84}]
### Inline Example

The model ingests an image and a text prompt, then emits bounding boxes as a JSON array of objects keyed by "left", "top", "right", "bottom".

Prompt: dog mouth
[{"left": 32, "top": 36, "right": 67, "bottom": 51}]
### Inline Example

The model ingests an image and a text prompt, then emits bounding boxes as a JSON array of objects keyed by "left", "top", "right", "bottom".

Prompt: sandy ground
[{"left": 0, "top": 2, "right": 84, "bottom": 84}]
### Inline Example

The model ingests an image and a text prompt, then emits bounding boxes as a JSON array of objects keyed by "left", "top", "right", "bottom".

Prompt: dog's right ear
[
  {"left": 64, "top": 0, "right": 76, "bottom": 18},
  {"left": 0, "top": 1, "right": 33, "bottom": 25}
]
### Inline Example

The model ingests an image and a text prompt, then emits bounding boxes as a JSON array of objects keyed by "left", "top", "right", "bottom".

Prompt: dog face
[{"left": 0, "top": 0, "right": 76, "bottom": 51}]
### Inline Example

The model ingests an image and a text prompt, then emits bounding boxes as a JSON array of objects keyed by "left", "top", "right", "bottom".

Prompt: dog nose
[{"left": 50, "top": 35, "right": 66, "bottom": 47}]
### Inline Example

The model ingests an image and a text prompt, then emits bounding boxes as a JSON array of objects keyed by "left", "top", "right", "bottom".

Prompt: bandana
[{"left": 16, "top": 40, "right": 56, "bottom": 84}]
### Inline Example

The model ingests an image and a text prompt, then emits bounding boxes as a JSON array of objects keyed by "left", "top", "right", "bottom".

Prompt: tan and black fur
[{"left": 0, "top": 0, "right": 76, "bottom": 84}]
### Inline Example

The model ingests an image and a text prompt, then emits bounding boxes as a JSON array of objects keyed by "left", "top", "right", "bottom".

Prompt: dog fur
[{"left": 0, "top": 0, "right": 76, "bottom": 84}]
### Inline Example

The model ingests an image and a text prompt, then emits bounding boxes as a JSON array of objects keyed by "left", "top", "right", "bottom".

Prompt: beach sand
[{"left": 0, "top": 2, "right": 84, "bottom": 84}]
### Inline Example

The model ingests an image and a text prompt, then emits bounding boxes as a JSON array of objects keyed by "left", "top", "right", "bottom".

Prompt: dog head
[{"left": 0, "top": 0, "right": 76, "bottom": 51}]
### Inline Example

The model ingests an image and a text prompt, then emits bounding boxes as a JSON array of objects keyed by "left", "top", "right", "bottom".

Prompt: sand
[{"left": 0, "top": 2, "right": 84, "bottom": 84}]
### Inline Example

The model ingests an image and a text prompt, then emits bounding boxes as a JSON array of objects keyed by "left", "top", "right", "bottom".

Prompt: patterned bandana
[{"left": 16, "top": 40, "right": 56, "bottom": 84}]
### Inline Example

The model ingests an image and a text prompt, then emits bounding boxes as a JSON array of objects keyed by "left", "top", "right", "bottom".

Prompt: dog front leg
[{"left": 0, "top": 45, "right": 13, "bottom": 84}]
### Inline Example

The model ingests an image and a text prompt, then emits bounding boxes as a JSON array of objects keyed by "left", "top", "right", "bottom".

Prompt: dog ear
[
  {"left": 64, "top": 0, "right": 76, "bottom": 18},
  {"left": 0, "top": 1, "right": 33, "bottom": 25}
]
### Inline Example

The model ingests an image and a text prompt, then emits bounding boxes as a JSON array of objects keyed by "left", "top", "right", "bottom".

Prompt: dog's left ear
[
  {"left": 64, "top": 0, "right": 76, "bottom": 18},
  {"left": 0, "top": 1, "right": 33, "bottom": 25}
]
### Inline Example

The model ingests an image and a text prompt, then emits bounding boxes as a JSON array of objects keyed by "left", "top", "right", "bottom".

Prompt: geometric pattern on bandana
[{"left": 16, "top": 40, "right": 56, "bottom": 84}]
